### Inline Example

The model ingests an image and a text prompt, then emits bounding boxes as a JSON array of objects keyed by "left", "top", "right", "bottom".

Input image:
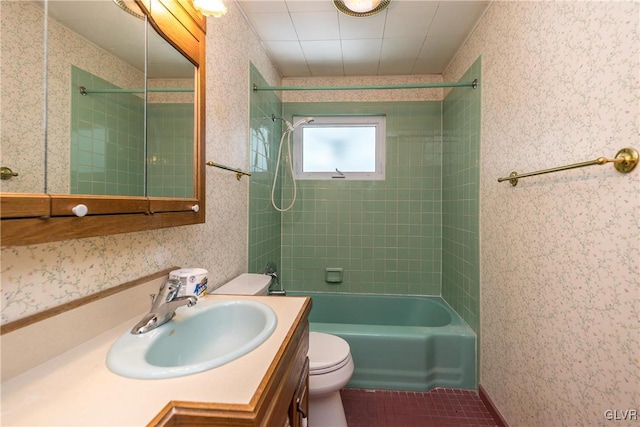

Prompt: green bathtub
[{"left": 289, "top": 292, "right": 477, "bottom": 392}]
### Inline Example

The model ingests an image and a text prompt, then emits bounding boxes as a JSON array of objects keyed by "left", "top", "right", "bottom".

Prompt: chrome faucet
[
  {"left": 263, "top": 261, "right": 286, "bottom": 296},
  {"left": 131, "top": 278, "right": 197, "bottom": 334}
]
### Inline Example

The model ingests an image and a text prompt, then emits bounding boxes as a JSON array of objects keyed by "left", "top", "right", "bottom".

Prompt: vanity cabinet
[
  {"left": 289, "top": 358, "right": 310, "bottom": 427},
  {"left": 1, "top": 0, "right": 206, "bottom": 247},
  {"left": 0, "top": 275, "right": 311, "bottom": 426},
  {"left": 149, "top": 299, "right": 311, "bottom": 427}
]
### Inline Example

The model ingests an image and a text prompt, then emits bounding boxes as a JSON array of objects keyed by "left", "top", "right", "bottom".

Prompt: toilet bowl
[
  {"left": 215, "top": 274, "right": 354, "bottom": 427},
  {"left": 308, "top": 332, "right": 354, "bottom": 427}
]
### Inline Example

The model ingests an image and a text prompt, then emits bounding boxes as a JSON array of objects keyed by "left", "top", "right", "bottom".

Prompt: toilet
[
  {"left": 307, "top": 331, "right": 354, "bottom": 427},
  {"left": 211, "top": 273, "right": 272, "bottom": 296},
  {"left": 214, "top": 274, "right": 354, "bottom": 427}
]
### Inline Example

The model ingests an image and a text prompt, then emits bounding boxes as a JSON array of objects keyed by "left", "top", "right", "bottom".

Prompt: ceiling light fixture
[
  {"left": 333, "top": 0, "right": 391, "bottom": 17},
  {"left": 192, "top": 0, "right": 227, "bottom": 17}
]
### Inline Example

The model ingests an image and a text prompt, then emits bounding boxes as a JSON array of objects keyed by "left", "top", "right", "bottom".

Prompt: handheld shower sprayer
[
  {"left": 290, "top": 117, "right": 315, "bottom": 130},
  {"left": 271, "top": 114, "right": 315, "bottom": 131},
  {"left": 270, "top": 115, "right": 316, "bottom": 212}
]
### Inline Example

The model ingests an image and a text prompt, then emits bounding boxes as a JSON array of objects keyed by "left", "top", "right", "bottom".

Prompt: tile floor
[{"left": 341, "top": 388, "right": 504, "bottom": 427}]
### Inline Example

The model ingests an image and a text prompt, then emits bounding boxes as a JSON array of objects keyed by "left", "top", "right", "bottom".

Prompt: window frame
[{"left": 292, "top": 115, "right": 386, "bottom": 181}]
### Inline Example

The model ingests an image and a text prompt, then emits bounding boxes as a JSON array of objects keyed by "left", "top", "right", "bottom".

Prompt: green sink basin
[{"left": 106, "top": 298, "right": 277, "bottom": 379}]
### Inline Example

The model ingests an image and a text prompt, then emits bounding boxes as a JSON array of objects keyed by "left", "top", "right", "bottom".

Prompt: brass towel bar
[
  {"left": 498, "top": 147, "right": 638, "bottom": 186},
  {"left": 206, "top": 161, "right": 251, "bottom": 180}
]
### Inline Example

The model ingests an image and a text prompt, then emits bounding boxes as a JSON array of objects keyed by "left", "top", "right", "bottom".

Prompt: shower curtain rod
[
  {"left": 252, "top": 79, "right": 477, "bottom": 92},
  {"left": 78, "top": 86, "right": 193, "bottom": 95}
]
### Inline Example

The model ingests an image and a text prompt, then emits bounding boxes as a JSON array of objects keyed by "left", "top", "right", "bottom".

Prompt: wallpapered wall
[
  {"left": 444, "top": 2, "right": 639, "bottom": 425},
  {"left": 281, "top": 75, "right": 443, "bottom": 103},
  {"left": 0, "top": 2, "right": 280, "bottom": 324}
]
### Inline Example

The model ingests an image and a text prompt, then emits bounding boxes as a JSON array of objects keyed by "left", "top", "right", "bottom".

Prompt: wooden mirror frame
[{"left": 0, "top": 0, "right": 206, "bottom": 247}]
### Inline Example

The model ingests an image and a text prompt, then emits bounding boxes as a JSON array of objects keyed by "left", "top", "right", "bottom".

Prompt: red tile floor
[{"left": 341, "top": 388, "right": 504, "bottom": 427}]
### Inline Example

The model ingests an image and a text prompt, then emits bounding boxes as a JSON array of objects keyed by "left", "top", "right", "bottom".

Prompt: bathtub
[{"left": 289, "top": 292, "right": 476, "bottom": 392}]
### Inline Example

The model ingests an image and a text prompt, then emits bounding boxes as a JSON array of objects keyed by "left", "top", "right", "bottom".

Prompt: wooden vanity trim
[
  {"left": 49, "top": 194, "right": 150, "bottom": 216},
  {"left": 149, "top": 297, "right": 312, "bottom": 427},
  {"left": 0, "top": 193, "right": 50, "bottom": 218},
  {"left": 0, "top": 267, "right": 178, "bottom": 335},
  {"left": 1, "top": 211, "right": 204, "bottom": 247}
]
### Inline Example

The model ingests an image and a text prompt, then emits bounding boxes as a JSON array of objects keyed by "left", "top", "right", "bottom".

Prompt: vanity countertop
[{"left": 0, "top": 294, "right": 308, "bottom": 426}]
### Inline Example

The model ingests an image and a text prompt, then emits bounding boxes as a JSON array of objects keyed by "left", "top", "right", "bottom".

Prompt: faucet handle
[
  {"left": 149, "top": 293, "right": 156, "bottom": 308},
  {"left": 267, "top": 271, "right": 280, "bottom": 285},
  {"left": 165, "top": 278, "right": 183, "bottom": 301}
]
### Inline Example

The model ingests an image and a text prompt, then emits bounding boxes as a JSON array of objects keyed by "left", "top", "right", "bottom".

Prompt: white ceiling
[
  {"left": 236, "top": 0, "right": 490, "bottom": 77},
  {"left": 41, "top": 0, "right": 489, "bottom": 79}
]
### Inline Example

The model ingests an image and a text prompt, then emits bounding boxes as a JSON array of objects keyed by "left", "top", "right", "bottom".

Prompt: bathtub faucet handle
[
  {"left": 263, "top": 261, "right": 279, "bottom": 285},
  {"left": 267, "top": 271, "right": 279, "bottom": 285}
]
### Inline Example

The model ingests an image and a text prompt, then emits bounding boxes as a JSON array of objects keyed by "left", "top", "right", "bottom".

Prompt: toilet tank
[{"left": 212, "top": 273, "right": 271, "bottom": 295}]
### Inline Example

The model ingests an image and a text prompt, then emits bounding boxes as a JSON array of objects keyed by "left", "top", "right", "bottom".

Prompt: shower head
[{"left": 290, "top": 117, "right": 315, "bottom": 130}]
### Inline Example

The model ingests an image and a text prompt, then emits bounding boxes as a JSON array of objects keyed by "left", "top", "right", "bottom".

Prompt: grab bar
[{"left": 497, "top": 147, "right": 638, "bottom": 186}]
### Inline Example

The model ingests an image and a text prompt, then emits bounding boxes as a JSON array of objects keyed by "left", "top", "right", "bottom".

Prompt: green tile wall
[
  {"left": 247, "top": 63, "right": 481, "bottom": 326},
  {"left": 442, "top": 57, "right": 481, "bottom": 334},
  {"left": 247, "top": 64, "right": 283, "bottom": 274},
  {"left": 147, "top": 103, "right": 194, "bottom": 198},
  {"left": 70, "top": 66, "right": 144, "bottom": 196},
  {"left": 281, "top": 102, "right": 443, "bottom": 295}
]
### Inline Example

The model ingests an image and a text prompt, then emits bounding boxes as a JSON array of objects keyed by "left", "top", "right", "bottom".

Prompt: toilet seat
[{"left": 308, "top": 332, "right": 351, "bottom": 375}]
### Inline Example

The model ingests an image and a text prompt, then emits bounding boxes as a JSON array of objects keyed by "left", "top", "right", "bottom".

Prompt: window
[{"left": 293, "top": 115, "right": 386, "bottom": 180}]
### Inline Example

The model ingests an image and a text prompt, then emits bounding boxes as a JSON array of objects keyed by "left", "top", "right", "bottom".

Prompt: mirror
[
  {"left": 1, "top": 0, "right": 206, "bottom": 246},
  {"left": 1, "top": 0, "right": 196, "bottom": 197},
  {"left": 146, "top": 14, "right": 196, "bottom": 199},
  {"left": 42, "top": 0, "right": 195, "bottom": 198},
  {"left": 46, "top": 0, "right": 147, "bottom": 196}
]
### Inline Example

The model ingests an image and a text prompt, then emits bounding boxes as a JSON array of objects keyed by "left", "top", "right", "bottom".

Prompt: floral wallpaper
[
  {"left": 1, "top": 1, "right": 46, "bottom": 194},
  {"left": 281, "top": 74, "right": 443, "bottom": 103},
  {"left": 0, "top": 1, "right": 280, "bottom": 324},
  {"left": 444, "top": 2, "right": 639, "bottom": 426}
]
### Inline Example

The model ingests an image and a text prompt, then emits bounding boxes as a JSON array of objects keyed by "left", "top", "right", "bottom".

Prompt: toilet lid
[{"left": 308, "top": 332, "right": 351, "bottom": 374}]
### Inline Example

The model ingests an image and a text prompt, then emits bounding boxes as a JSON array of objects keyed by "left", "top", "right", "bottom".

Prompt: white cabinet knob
[
  {"left": 191, "top": 204, "right": 200, "bottom": 212},
  {"left": 72, "top": 204, "right": 88, "bottom": 217}
]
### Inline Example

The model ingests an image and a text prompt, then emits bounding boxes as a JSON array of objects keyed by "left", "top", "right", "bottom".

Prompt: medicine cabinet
[{"left": 0, "top": 0, "right": 206, "bottom": 246}]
